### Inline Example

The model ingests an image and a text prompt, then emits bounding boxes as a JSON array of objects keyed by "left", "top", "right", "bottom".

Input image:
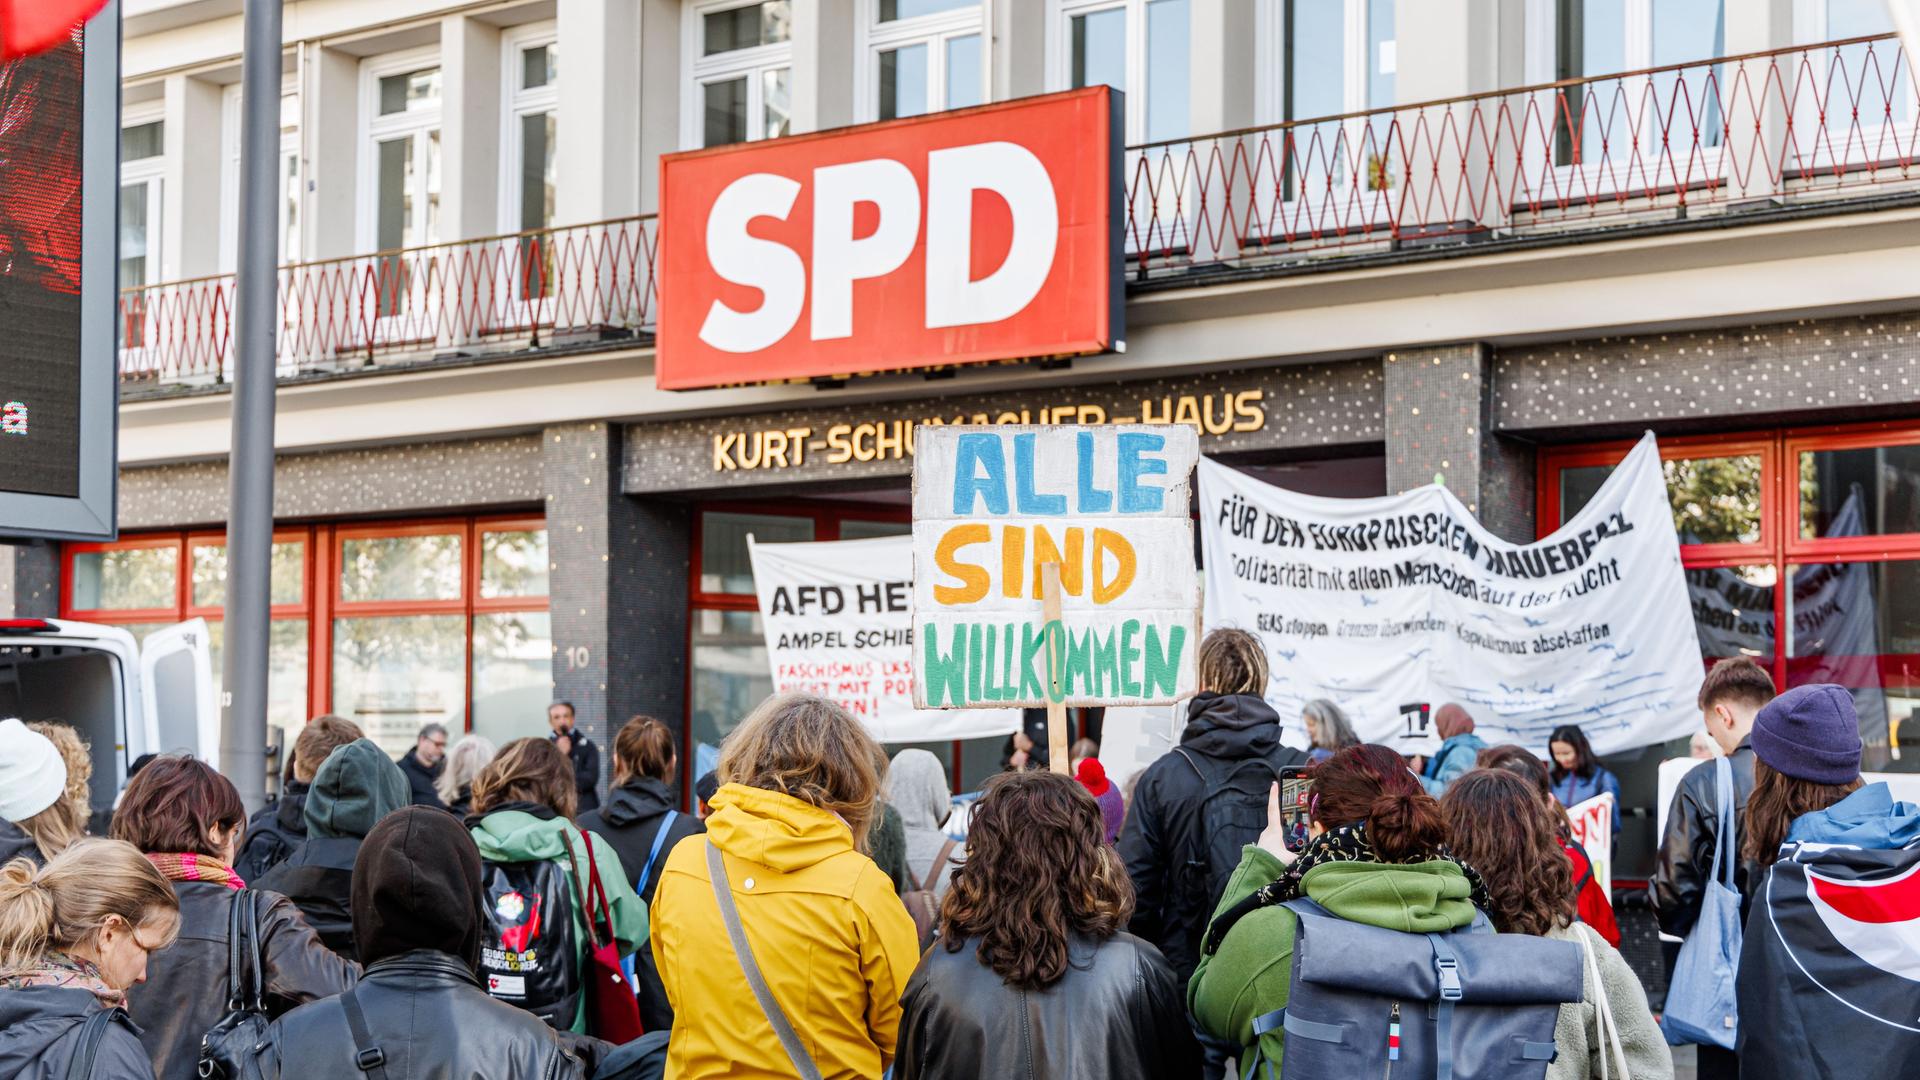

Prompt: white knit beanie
[{"left": 0, "top": 717, "right": 67, "bottom": 823}]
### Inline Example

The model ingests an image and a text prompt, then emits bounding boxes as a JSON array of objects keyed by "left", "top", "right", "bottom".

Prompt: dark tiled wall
[
  {"left": 1384, "top": 344, "right": 1536, "bottom": 544},
  {"left": 0, "top": 541, "right": 58, "bottom": 618}
]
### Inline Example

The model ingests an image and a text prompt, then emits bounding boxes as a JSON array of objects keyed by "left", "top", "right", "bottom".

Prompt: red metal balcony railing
[{"left": 119, "top": 34, "right": 1916, "bottom": 385}]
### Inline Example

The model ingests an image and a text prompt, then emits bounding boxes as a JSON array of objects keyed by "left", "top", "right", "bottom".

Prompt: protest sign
[
  {"left": 1098, "top": 704, "right": 1183, "bottom": 790},
  {"left": 1199, "top": 431, "right": 1701, "bottom": 756},
  {"left": 1567, "top": 794, "right": 1615, "bottom": 898},
  {"left": 748, "top": 534, "right": 1018, "bottom": 741},
  {"left": 912, "top": 425, "right": 1201, "bottom": 716}
]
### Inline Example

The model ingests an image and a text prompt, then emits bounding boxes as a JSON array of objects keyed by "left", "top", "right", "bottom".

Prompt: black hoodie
[
  {"left": 576, "top": 775, "right": 702, "bottom": 1033},
  {"left": 1115, "top": 693, "right": 1307, "bottom": 982},
  {"left": 233, "top": 781, "right": 309, "bottom": 883}
]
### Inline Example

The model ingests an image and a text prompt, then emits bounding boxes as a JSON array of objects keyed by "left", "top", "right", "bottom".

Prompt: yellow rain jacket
[{"left": 652, "top": 783, "right": 920, "bottom": 1080}]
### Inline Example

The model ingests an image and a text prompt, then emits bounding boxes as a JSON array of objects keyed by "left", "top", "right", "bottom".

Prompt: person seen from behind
[
  {"left": 0, "top": 718, "right": 86, "bottom": 867},
  {"left": 398, "top": 722, "right": 450, "bottom": 809},
  {"left": 693, "top": 771, "right": 719, "bottom": 821},
  {"left": 650, "top": 693, "right": 919, "bottom": 1080},
  {"left": 467, "top": 737, "right": 647, "bottom": 1035},
  {"left": 577, "top": 714, "right": 702, "bottom": 1032},
  {"left": 1424, "top": 703, "right": 1486, "bottom": 791},
  {"left": 436, "top": 733, "right": 497, "bottom": 820},
  {"left": 235, "top": 715, "right": 361, "bottom": 882},
  {"left": 1654, "top": 657, "right": 1772, "bottom": 1080},
  {"left": 1076, "top": 756, "right": 1125, "bottom": 843},
  {"left": 897, "top": 769, "right": 1200, "bottom": 1080},
  {"left": 254, "top": 737, "right": 411, "bottom": 960},
  {"left": 1189, "top": 743, "right": 1488, "bottom": 1075},
  {"left": 1302, "top": 699, "right": 1359, "bottom": 765},
  {"left": 111, "top": 755, "right": 355, "bottom": 1080},
  {"left": 1442, "top": 770, "right": 1671, "bottom": 1080},
  {"left": 1549, "top": 724, "right": 1623, "bottom": 838},
  {"left": 888, "top": 748, "right": 962, "bottom": 901},
  {"left": 0, "top": 838, "right": 180, "bottom": 1079},
  {"left": 1479, "top": 744, "right": 1619, "bottom": 946},
  {"left": 254, "top": 807, "right": 592, "bottom": 1080},
  {"left": 547, "top": 702, "right": 602, "bottom": 814}
]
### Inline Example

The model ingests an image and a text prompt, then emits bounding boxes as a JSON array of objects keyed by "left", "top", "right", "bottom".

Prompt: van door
[{"left": 140, "top": 618, "right": 218, "bottom": 762}]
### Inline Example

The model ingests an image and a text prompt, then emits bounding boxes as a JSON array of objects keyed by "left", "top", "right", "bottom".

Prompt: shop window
[
  {"left": 189, "top": 540, "right": 307, "bottom": 608},
  {"left": 70, "top": 545, "right": 178, "bottom": 613},
  {"left": 481, "top": 529, "right": 550, "bottom": 598},
  {"left": 690, "top": 608, "right": 773, "bottom": 776},
  {"left": 699, "top": 511, "right": 814, "bottom": 595},
  {"left": 1559, "top": 453, "right": 1764, "bottom": 546},
  {"left": 339, "top": 532, "right": 463, "bottom": 602},
  {"left": 1799, "top": 442, "right": 1920, "bottom": 539}
]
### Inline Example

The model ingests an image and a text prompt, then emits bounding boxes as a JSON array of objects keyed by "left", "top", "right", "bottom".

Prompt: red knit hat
[{"left": 1076, "top": 757, "right": 1111, "bottom": 797}]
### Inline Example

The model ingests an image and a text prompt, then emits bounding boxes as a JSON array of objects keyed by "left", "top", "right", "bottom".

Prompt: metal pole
[{"left": 221, "top": 0, "right": 283, "bottom": 814}]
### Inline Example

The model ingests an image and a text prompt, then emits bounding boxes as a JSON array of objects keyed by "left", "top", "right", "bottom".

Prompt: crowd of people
[{"left": 0, "top": 631, "right": 1909, "bottom": 1078}]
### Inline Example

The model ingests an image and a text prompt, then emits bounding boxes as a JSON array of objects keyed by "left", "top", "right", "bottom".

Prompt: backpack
[
  {"left": 1247, "top": 898, "right": 1583, "bottom": 1080},
  {"left": 478, "top": 856, "right": 582, "bottom": 1030},
  {"left": 900, "top": 837, "right": 959, "bottom": 951},
  {"left": 1176, "top": 745, "right": 1303, "bottom": 917}
]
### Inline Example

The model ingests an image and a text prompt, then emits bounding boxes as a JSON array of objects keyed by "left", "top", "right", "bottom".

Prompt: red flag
[{"left": 0, "top": 1, "right": 107, "bottom": 61}]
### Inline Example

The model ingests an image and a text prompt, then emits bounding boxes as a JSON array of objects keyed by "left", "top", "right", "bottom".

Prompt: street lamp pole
[{"left": 220, "top": 0, "right": 284, "bottom": 813}]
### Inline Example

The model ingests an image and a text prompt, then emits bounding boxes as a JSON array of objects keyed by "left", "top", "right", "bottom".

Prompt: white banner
[
  {"left": 1199, "top": 432, "right": 1702, "bottom": 756},
  {"left": 748, "top": 535, "right": 1018, "bottom": 741},
  {"left": 913, "top": 425, "right": 1201, "bottom": 708}
]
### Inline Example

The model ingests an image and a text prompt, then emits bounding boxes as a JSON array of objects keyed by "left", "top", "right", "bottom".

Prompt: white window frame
[
  {"left": 1047, "top": 0, "right": 1151, "bottom": 143},
  {"left": 682, "top": 0, "right": 795, "bottom": 149},
  {"left": 1254, "top": 0, "right": 1393, "bottom": 127},
  {"left": 498, "top": 22, "right": 559, "bottom": 237},
  {"left": 855, "top": 0, "right": 987, "bottom": 123},
  {"left": 219, "top": 81, "right": 302, "bottom": 276},
  {"left": 1790, "top": 0, "right": 1912, "bottom": 172},
  {"left": 119, "top": 102, "right": 167, "bottom": 356},
  {"left": 356, "top": 46, "right": 445, "bottom": 255}
]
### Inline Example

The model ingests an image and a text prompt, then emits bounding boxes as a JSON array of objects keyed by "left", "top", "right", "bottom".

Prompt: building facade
[{"left": 5, "top": 0, "right": 1919, "bottom": 876}]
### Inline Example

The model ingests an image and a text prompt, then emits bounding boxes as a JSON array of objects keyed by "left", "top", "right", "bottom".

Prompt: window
[
  {"left": 1792, "top": 0, "right": 1912, "bottom": 168},
  {"left": 687, "top": 0, "right": 793, "bottom": 148},
  {"left": 1053, "top": 0, "right": 1189, "bottom": 143},
  {"left": 62, "top": 518, "right": 551, "bottom": 764},
  {"left": 362, "top": 56, "right": 443, "bottom": 256},
  {"left": 1531, "top": 0, "right": 1726, "bottom": 167},
  {"left": 1541, "top": 423, "right": 1920, "bottom": 775},
  {"left": 119, "top": 113, "right": 164, "bottom": 294},
  {"left": 687, "top": 502, "right": 1007, "bottom": 799},
  {"left": 503, "top": 28, "right": 559, "bottom": 303},
  {"left": 219, "top": 86, "right": 301, "bottom": 275},
  {"left": 862, "top": 0, "right": 984, "bottom": 122}
]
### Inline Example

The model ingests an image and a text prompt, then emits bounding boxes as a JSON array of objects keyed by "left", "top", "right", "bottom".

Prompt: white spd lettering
[{"left": 697, "top": 141, "right": 1060, "bottom": 354}]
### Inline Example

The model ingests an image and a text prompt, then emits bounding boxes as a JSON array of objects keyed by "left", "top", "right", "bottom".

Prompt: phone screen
[{"left": 1278, "top": 766, "right": 1313, "bottom": 853}]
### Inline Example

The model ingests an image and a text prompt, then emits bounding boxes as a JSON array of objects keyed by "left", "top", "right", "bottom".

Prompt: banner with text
[
  {"left": 914, "top": 425, "right": 1200, "bottom": 708},
  {"left": 749, "top": 535, "right": 1018, "bottom": 740},
  {"left": 1199, "top": 432, "right": 1701, "bottom": 755}
]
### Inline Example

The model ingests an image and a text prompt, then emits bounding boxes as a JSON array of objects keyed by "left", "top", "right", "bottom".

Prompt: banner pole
[{"left": 1042, "top": 561, "right": 1069, "bottom": 775}]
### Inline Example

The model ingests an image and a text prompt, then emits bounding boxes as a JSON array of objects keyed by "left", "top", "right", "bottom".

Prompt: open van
[{"left": 0, "top": 617, "right": 216, "bottom": 826}]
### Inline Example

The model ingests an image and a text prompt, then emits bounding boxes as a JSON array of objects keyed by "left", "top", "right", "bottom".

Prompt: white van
[{"left": 0, "top": 617, "right": 216, "bottom": 821}]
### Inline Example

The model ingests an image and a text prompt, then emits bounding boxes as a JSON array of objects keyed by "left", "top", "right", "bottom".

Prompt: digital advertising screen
[{"left": 0, "top": 4, "right": 120, "bottom": 541}]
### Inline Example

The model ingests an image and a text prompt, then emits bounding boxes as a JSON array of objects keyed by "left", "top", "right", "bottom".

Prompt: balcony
[{"left": 120, "top": 33, "right": 1918, "bottom": 389}]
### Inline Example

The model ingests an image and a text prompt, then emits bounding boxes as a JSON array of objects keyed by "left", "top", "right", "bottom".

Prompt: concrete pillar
[
  {"left": 440, "top": 15, "right": 501, "bottom": 243},
  {"left": 0, "top": 542, "right": 60, "bottom": 619},
  {"left": 1383, "top": 344, "right": 1534, "bottom": 544},
  {"left": 1722, "top": 0, "right": 1794, "bottom": 201},
  {"left": 542, "top": 423, "right": 691, "bottom": 797},
  {"left": 163, "top": 74, "right": 226, "bottom": 280},
  {"left": 556, "top": 0, "right": 641, "bottom": 226},
  {"left": 305, "top": 46, "right": 361, "bottom": 261},
  {"left": 792, "top": 0, "right": 856, "bottom": 134},
  {"left": 990, "top": 0, "right": 1045, "bottom": 102},
  {"left": 637, "top": 0, "right": 683, "bottom": 213}
]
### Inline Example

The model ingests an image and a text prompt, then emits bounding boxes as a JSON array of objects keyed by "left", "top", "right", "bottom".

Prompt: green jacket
[
  {"left": 469, "top": 809, "right": 650, "bottom": 1033},
  {"left": 1188, "top": 846, "right": 1479, "bottom": 1073}
]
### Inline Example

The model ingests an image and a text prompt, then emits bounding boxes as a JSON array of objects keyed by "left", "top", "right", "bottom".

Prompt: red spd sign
[{"left": 656, "top": 87, "right": 1123, "bottom": 390}]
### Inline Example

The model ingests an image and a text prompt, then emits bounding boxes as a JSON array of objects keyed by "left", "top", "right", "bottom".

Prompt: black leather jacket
[
  {"left": 258, "top": 949, "right": 584, "bottom": 1080},
  {"left": 1653, "top": 741, "right": 1758, "bottom": 937},
  {"left": 896, "top": 932, "right": 1200, "bottom": 1080},
  {"left": 124, "top": 882, "right": 357, "bottom": 1080}
]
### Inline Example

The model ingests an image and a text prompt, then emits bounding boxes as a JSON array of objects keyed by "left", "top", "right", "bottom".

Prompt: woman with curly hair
[
  {"left": 1190, "top": 743, "right": 1487, "bottom": 1075},
  {"left": 1478, "top": 743, "right": 1620, "bottom": 946},
  {"left": 1442, "top": 770, "right": 1670, "bottom": 1080},
  {"left": 897, "top": 769, "right": 1198, "bottom": 1079}
]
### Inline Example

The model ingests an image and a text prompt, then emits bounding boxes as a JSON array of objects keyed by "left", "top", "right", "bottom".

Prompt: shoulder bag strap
[
  {"left": 633, "top": 810, "right": 678, "bottom": 897},
  {"left": 924, "top": 837, "right": 958, "bottom": 890},
  {"left": 245, "top": 891, "right": 266, "bottom": 1011},
  {"left": 1713, "top": 756, "right": 1737, "bottom": 887},
  {"left": 705, "top": 841, "right": 823, "bottom": 1080},
  {"left": 1578, "top": 924, "right": 1631, "bottom": 1080},
  {"left": 62, "top": 1007, "right": 116, "bottom": 1080},
  {"left": 339, "top": 986, "right": 391, "bottom": 1080},
  {"left": 224, "top": 888, "right": 248, "bottom": 1011},
  {"left": 560, "top": 832, "right": 604, "bottom": 950},
  {"left": 582, "top": 830, "right": 616, "bottom": 943}
]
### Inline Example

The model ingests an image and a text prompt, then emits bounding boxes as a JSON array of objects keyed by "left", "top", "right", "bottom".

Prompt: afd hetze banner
[
  {"left": 914, "top": 425, "right": 1200, "bottom": 708},
  {"left": 1200, "top": 432, "right": 1701, "bottom": 755},
  {"left": 750, "top": 535, "right": 1018, "bottom": 740}
]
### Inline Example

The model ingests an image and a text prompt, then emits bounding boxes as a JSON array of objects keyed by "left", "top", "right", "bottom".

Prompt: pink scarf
[
  {"left": 145, "top": 852, "right": 245, "bottom": 890},
  {"left": 0, "top": 951, "right": 123, "bottom": 1007}
]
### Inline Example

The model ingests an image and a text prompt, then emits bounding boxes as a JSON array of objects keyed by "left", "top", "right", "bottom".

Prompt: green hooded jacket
[
  {"left": 304, "top": 738, "right": 411, "bottom": 839},
  {"left": 469, "top": 809, "right": 650, "bottom": 1033},
  {"left": 1188, "top": 845, "right": 1479, "bottom": 1073}
]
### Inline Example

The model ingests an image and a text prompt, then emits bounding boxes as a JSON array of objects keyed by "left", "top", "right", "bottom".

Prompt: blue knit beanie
[{"left": 1750, "top": 684, "right": 1863, "bottom": 785}]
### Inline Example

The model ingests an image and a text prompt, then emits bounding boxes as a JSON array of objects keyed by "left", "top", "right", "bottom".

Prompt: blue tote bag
[{"left": 1663, "top": 756, "right": 1741, "bottom": 1049}]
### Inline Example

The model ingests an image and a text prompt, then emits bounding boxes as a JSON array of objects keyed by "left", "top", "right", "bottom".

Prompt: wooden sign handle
[{"left": 1041, "top": 561, "right": 1069, "bottom": 776}]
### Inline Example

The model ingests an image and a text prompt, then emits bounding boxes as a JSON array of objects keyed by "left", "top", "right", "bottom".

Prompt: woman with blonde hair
[
  {"left": 0, "top": 718, "right": 89, "bottom": 866},
  {"left": 650, "top": 693, "right": 919, "bottom": 1080},
  {"left": 435, "top": 733, "right": 497, "bottom": 818},
  {"left": 0, "top": 838, "right": 182, "bottom": 1077}
]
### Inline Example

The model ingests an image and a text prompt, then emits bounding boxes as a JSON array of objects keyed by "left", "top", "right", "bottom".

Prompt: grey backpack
[{"left": 1245, "top": 899, "right": 1583, "bottom": 1080}]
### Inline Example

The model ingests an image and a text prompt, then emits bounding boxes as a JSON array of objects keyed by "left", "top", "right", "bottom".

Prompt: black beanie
[{"left": 352, "top": 805, "right": 486, "bottom": 968}]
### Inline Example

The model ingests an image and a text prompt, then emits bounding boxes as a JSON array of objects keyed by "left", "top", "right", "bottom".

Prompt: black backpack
[
  {"left": 1176, "top": 745, "right": 1305, "bottom": 916},
  {"left": 478, "top": 857, "right": 581, "bottom": 1030}
]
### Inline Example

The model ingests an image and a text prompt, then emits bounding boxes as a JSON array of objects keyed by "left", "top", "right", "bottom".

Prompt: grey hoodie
[
  {"left": 0, "top": 986, "right": 154, "bottom": 1080},
  {"left": 887, "top": 749, "right": 960, "bottom": 900}
]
